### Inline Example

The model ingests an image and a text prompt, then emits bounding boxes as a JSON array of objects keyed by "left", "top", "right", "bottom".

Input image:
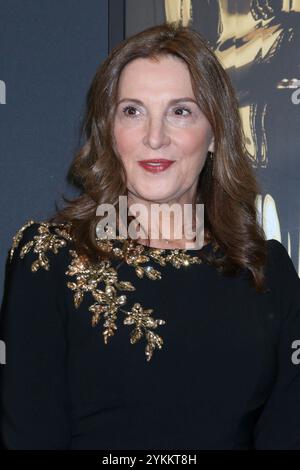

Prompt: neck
[{"left": 126, "top": 192, "right": 203, "bottom": 250}]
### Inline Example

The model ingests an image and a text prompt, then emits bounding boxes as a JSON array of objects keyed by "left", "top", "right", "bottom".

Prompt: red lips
[{"left": 138, "top": 159, "right": 175, "bottom": 173}]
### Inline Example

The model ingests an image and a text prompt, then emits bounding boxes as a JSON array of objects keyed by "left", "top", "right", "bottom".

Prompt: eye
[
  {"left": 173, "top": 106, "right": 192, "bottom": 117},
  {"left": 122, "top": 105, "right": 139, "bottom": 118},
  {"left": 121, "top": 105, "right": 193, "bottom": 119}
]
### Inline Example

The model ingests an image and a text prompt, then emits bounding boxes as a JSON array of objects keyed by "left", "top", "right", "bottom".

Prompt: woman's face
[{"left": 113, "top": 55, "right": 214, "bottom": 205}]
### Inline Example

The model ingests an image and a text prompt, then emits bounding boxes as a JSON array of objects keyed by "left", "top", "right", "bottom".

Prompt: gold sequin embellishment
[{"left": 9, "top": 220, "right": 206, "bottom": 362}]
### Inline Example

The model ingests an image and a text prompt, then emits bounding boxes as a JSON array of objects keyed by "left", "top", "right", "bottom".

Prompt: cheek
[
  {"left": 114, "top": 125, "right": 139, "bottom": 157},
  {"left": 178, "top": 127, "right": 211, "bottom": 158}
]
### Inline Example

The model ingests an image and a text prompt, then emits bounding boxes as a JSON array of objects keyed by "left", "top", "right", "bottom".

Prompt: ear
[{"left": 208, "top": 135, "right": 215, "bottom": 153}]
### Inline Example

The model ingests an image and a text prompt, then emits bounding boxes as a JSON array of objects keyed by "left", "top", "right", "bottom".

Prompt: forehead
[{"left": 117, "top": 55, "right": 195, "bottom": 98}]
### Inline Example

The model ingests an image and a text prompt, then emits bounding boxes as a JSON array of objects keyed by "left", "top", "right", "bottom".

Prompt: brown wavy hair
[{"left": 48, "top": 21, "right": 269, "bottom": 293}]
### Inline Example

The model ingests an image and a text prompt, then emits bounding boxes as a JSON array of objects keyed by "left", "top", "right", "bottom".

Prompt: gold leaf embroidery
[
  {"left": 11, "top": 220, "right": 207, "bottom": 362},
  {"left": 66, "top": 233, "right": 206, "bottom": 361},
  {"left": 9, "top": 219, "right": 36, "bottom": 262},
  {"left": 9, "top": 220, "right": 72, "bottom": 272},
  {"left": 123, "top": 303, "right": 166, "bottom": 361}
]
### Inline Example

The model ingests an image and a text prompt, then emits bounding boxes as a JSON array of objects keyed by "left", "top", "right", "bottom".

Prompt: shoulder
[
  {"left": 266, "top": 238, "right": 291, "bottom": 257},
  {"left": 265, "top": 239, "right": 298, "bottom": 277},
  {"left": 1, "top": 220, "right": 76, "bottom": 334},
  {"left": 8, "top": 218, "right": 74, "bottom": 273},
  {"left": 265, "top": 238, "right": 300, "bottom": 316}
]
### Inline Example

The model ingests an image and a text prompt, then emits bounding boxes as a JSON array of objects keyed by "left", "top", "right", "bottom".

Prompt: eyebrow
[{"left": 117, "top": 97, "right": 198, "bottom": 106}]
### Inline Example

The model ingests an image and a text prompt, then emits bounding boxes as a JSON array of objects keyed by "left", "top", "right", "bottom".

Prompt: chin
[{"left": 135, "top": 190, "right": 175, "bottom": 204}]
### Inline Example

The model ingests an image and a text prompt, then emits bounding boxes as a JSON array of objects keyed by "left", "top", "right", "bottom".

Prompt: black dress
[{"left": 0, "top": 219, "right": 300, "bottom": 450}]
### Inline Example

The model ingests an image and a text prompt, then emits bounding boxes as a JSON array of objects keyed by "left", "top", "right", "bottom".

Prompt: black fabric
[{"left": 0, "top": 222, "right": 300, "bottom": 450}]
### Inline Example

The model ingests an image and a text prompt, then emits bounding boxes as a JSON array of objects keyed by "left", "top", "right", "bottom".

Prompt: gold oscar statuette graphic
[{"left": 164, "top": 0, "right": 193, "bottom": 26}]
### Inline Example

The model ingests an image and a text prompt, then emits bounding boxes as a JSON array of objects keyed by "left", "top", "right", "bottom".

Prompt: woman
[{"left": 1, "top": 22, "right": 300, "bottom": 450}]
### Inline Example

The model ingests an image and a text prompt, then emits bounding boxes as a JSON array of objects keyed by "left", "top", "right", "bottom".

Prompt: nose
[{"left": 142, "top": 115, "right": 171, "bottom": 149}]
